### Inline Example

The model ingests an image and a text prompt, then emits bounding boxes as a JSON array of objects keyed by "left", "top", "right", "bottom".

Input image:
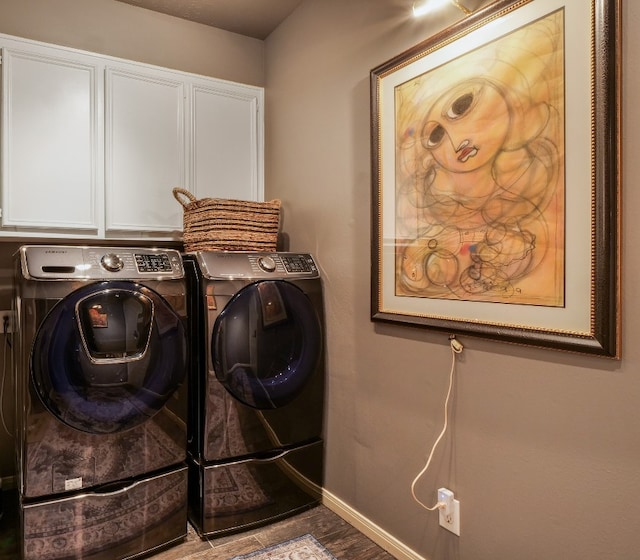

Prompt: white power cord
[{"left": 410, "top": 336, "right": 463, "bottom": 511}]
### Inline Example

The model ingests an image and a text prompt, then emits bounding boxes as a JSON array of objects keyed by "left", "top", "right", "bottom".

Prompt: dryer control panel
[
  {"left": 19, "top": 246, "right": 184, "bottom": 280},
  {"left": 195, "top": 251, "right": 319, "bottom": 280}
]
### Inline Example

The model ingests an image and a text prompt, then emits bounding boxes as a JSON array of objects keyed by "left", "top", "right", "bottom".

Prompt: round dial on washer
[
  {"left": 257, "top": 256, "right": 277, "bottom": 273},
  {"left": 101, "top": 253, "right": 124, "bottom": 272}
]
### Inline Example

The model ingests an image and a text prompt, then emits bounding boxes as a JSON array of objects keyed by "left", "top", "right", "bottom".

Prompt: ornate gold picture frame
[{"left": 370, "top": 0, "right": 621, "bottom": 357}]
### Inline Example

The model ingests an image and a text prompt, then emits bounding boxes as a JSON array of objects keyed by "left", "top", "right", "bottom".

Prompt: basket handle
[{"left": 172, "top": 187, "right": 197, "bottom": 208}]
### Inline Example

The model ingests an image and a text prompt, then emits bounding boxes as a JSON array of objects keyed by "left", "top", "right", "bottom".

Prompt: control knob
[
  {"left": 101, "top": 253, "right": 124, "bottom": 272},
  {"left": 257, "top": 256, "right": 277, "bottom": 273}
]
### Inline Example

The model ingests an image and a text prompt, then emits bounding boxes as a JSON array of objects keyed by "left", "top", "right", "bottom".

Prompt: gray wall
[{"left": 265, "top": 1, "right": 638, "bottom": 559}]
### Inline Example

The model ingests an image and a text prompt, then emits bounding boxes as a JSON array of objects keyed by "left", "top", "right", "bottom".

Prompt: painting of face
[
  {"left": 421, "top": 79, "right": 511, "bottom": 174},
  {"left": 372, "top": 0, "right": 620, "bottom": 357},
  {"left": 393, "top": 9, "right": 565, "bottom": 306}
]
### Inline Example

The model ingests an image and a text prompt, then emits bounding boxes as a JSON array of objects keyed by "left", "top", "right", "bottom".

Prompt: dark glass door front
[
  {"left": 212, "top": 281, "right": 322, "bottom": 409},
  {"left": 31, "top": 281, "right": 187, "bottom": 434}
]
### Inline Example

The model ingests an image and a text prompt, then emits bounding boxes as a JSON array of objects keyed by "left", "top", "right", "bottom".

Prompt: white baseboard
[{"left": 322, "top": 490, "right": 427, "bottom": 560}]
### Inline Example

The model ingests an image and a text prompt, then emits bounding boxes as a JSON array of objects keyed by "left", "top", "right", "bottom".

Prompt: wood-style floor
[{"left": 0, "top": 489, "right": 396, "bottom": 559}]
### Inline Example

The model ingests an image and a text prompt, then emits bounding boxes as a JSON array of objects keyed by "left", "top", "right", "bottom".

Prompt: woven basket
[{"left": 173, "top": 188, "right": 281, "bottom": 252}]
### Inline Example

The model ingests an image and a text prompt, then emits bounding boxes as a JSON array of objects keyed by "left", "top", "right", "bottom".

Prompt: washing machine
[
  {"left": 183, "top": 251, "right": 325, "bottom": 537},
  {"left": 13, "top": 245, "right": 189, "bottom": 560}
]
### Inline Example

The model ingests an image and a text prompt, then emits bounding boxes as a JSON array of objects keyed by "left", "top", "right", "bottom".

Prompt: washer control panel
[
  {"left": 197, "top": 251, "right": 319, "bottom": 280},
  {"left": 134, "top": 252, "right": 174, "bottom": 273},
  {"left": 21, "top": 246, "right": 184, "bottom": 280},
  {"left": 280, "top": 254, "right": 317, "bottom": 274}
]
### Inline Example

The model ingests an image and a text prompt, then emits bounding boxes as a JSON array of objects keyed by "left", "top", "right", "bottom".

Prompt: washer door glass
[
  {"left": 31, "top": 281, "right": 187, "bottom": 434},
  {"left": 212, "top": 280, "right": 322, "bottom": 409}
]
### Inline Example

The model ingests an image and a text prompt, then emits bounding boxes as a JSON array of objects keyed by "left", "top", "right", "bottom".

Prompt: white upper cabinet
[
  {"left": 105, "top": 67, "right": 186, "bottom": 235},
  {"left": 1, "top": 47, "right": 103, "bottom": 235},
  {"left": 0, "top": 33, "right": 264, "bottom": 240},
  {"left": 191, "top": 81, "right": 262, "bottom": 201}
]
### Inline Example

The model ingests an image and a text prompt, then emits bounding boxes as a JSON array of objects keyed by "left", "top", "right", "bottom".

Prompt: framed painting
[{"left": 370, "top": 0, "right": 621, "bottom": 357}]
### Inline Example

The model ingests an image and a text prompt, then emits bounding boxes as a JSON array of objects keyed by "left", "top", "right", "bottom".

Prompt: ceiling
[{"left": 114, "top": 0, "right": 304, "bottom": 40}]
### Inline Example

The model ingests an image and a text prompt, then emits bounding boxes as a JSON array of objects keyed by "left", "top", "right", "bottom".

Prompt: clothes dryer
[
  {"left": 14, "top": 245, "right": 189, "bottom": 560},
  {"left": 183, "top": 251, "right": 324, "bottom": 537}
]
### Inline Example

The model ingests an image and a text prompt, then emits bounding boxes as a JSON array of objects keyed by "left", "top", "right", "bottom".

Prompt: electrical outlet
[
  {"left": 438, "top": 488, "right": 460, "bottom": 536},
  {"left": 0, "top": 310, "right": 15, "bottom": 334}
]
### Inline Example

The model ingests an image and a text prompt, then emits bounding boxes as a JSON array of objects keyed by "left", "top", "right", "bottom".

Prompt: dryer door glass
[
  {"left": 31, "top": 281, "right": 187, "bottom": 434},
  {"left": 212, "top": 280, "right": 322, "bottom": 409}
]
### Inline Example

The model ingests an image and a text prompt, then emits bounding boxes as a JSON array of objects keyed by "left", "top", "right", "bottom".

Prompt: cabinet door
[
  {"left": 1, "top": 48, "right": 101, "bottom": 233},
  {"left": 105, "top": 67, "right": 185, "bottom": 234},
  {"left": 190, "top": 83, "right": 263, "bottom": 201}
]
